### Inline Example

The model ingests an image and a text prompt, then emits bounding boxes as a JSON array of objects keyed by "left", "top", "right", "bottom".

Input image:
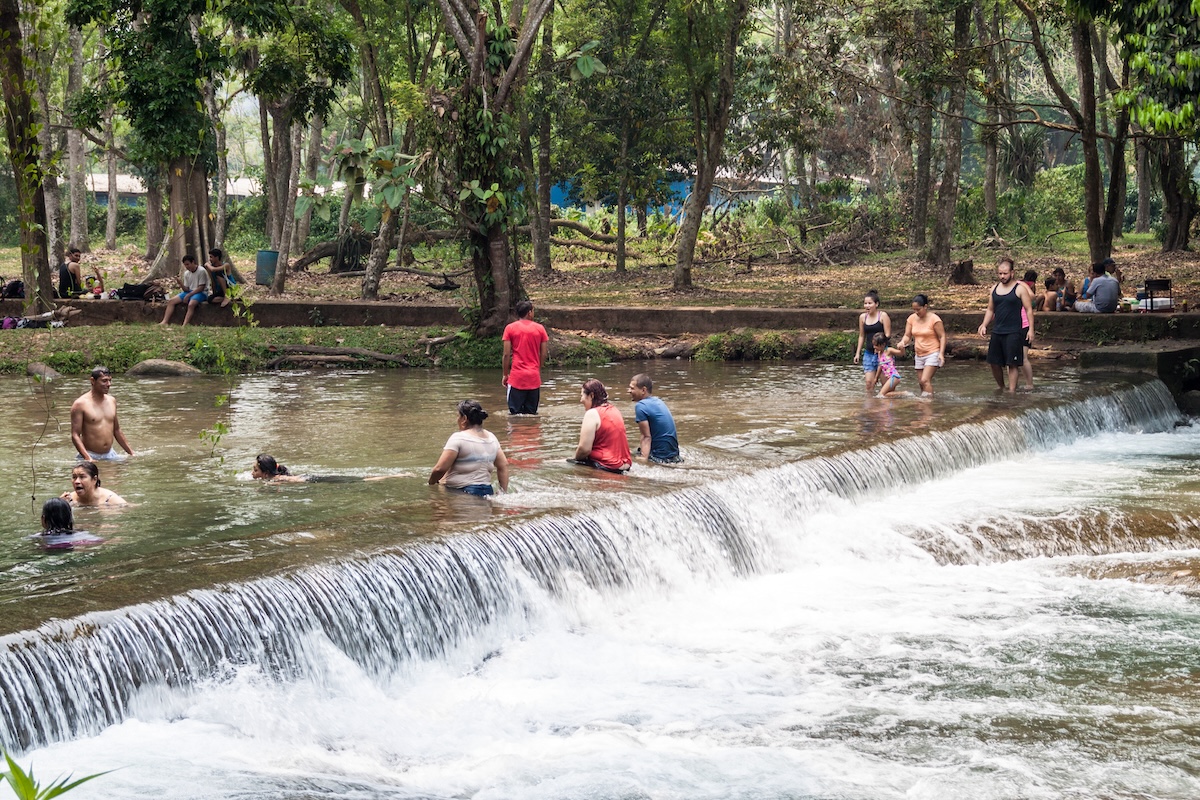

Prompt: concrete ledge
[
  {"left": 2, "top": 298, "right": 1198, "bottom": 340},
  {"left": 1079, "top": 343, "right": 1200, "bottom": 395}
]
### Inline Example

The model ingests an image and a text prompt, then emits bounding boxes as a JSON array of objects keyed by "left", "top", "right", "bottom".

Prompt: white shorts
[{"left": 914, "top": 352, "right": 943, "bottom": 369}]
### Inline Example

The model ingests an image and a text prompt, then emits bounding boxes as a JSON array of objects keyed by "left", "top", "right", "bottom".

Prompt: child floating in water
[
  {"left": 872, "top": 333, "right": 911, "bottom": 399},
  {"left": 35, "top": 498, "right": 103, "bottom": 550},
  {"left": 251, "top": 454, "right": 410, "bottom": 483}
]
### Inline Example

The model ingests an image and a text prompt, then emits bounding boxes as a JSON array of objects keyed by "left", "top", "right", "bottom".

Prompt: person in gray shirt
[{"left": 1074, "top": 262, "right": 1120, "bottom": 313}]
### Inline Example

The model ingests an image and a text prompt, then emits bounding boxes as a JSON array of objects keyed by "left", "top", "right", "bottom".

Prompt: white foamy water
[{"left": 22, "top": 394, "right": 1200, "bottom": 800}]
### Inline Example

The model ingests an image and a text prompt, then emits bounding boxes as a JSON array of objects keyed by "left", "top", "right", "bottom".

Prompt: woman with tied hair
[
  {"left": 896, "top": 293, "right": 946, "bottom": 397},
  {"left": 573, "top": 379, "right": 632, "bottom": 473},
  {"left": 36, "top": 497, "right": 103, "bottom": 549},
  {"left": 61, "top": 461, "right": 127, "bottom": 506},
  {"left": 429, "top": 399, "right": 509, "bottom": 496}
]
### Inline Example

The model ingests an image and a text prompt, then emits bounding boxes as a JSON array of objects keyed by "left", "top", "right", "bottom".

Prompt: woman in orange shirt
[{"left": 897, "top": 293, "right": 947, "bottom": 396}]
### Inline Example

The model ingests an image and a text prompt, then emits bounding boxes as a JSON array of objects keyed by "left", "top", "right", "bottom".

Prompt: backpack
[
  {"left": 0, "top": 280, "right": 24, "bottom": 299},
  {"left": 116, "top": 282, "right": 149, "bottom": 300}
]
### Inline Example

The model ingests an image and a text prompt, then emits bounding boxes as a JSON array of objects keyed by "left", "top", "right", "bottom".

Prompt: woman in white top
[{"left": 429, "top": 400, "right": 509, "bottom": 497}]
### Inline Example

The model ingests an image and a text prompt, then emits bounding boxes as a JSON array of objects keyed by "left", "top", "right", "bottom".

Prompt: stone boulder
[
  {"left": 126, "top": 359, "right": 203, "bottom": 376},
  {"left": 26, "top": 362, "right": 60, "bottom": 381},
  {"left": 1178, "top": 390, "right": 1200, "bottom": 416}
]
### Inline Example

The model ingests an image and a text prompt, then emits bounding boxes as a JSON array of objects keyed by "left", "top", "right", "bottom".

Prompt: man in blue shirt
[
  {"left": 627, "top": 373, "right": 681, "bottom": 463},
  {"left": 1074, "top": 261, "right": 1120, "bottom": 313}
]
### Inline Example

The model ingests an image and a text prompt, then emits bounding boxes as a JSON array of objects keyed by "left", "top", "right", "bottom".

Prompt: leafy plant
[{"left": 0, "top": 750, "right": 107, "bottom": 800}]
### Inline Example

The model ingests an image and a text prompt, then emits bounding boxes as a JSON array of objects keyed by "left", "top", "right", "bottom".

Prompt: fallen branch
[
  {"left": 1043, "top": 227, "right": 1083, "bottom": 244},
  {"left": 416, "top": 332, "right": 459, "bottom": 355},
  {"left": 549, "top": 236, "right": 643, "bottom": 258},
  {"left": 266, "top": 354, "right": 358, "bottom": 368},
  {"left": 331, "top": 265, "right": 471, "bottom": 280}
]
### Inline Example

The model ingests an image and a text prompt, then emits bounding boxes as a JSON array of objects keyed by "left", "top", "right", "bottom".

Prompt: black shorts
[
  {"left": 1022, "top": 326, "right": 1031, "bottom": 349},
  {"left": 987, "top": 331, "right": 1024, "bottom": 367},
  {"left": 507, "top": 386, "right": 540, "bottom": 415}
]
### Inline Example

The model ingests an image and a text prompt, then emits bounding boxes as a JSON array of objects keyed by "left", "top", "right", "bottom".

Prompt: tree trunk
[
  {"left": 271, "top": 122, "right": 304, "bottom": 295},
  {"left": 2, "top": 0, "right": 54, "bottom": 311},
  {"left": 104, "top": 111, "right": 118, "bottom": 249},
  {"left": 674, "top": 0, "right": 751, "bottom": 289},
  {"left": 927, "top": 3, "right": 971, "bottom": 266},
  {"left": 615, "top": 174, "right": 628, "bottom": 273},
  {"left": 360, "top": 210, "right": 398, "bottom": 299},
  {"left": 34, "top": 81, "right": 63, "bottom": 268},
  {"left": 154, "top": 155, "right": 207, "bottom": 278},
  {"left": 259, "top": 94, "right": 277, "bottom": 247},
  {"left": 1100, "top": 109, "right": 1129, "bottom": 249},
  {"left": 473, "top": 222, "right": 522, "bottom": 335},
  {"left": 910, "top": 97, "right": 933, "bottom": 248},
  {"left": 294, "top": 113, "right": 323, "bottom": 251},
  {"left": 204, "top": 82, "right": 228, "bottom": 250},
  {"left": 975, "top": 1, "right": 999, "bottom": 225},
  {"left": 67, "top": 27, "right": 89, "bottom": 252},
  {"left": 533, "top": 11, "right": 554, "bottom": 275},
  {"left": 1071, "top": 21, "right": 1106, "bottom": 263},
  {"left": 267, "top": 107, "right": 294, "bottom": 250},
  {"left": 1158, "top": 137, "right": 1196, "bottom": 252},
  {"left": 145, "top": 173, "right": 164, "bottom": 261},
  {"left": 1135, "top": 138, "right": 1151, "bottom": 233}
]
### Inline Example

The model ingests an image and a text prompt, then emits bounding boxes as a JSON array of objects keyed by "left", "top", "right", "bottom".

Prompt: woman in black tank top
[{"left": 854, "top": 290, "right": 892, "bottom": 393}]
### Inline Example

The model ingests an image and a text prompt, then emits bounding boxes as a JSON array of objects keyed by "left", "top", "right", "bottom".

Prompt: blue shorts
[
  {"left": 453, "top": 483, "right": 494, "bottom": 497},
  {"left": 862, "top": 351, "right": 879, "bottom": 372},
  {"left": 179, "top": 291, "right": 210, "bottom": 303}
]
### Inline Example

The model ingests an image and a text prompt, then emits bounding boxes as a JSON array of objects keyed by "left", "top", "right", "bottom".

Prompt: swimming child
[
  {"left": 35, "top": 498, "right": 103, "bottom": 550},
  {"left": 872, "top": 333, "right": 910, "bottom": 398},
  {"left": 251, "top": 453, "right": 409, "bottom": 483}
]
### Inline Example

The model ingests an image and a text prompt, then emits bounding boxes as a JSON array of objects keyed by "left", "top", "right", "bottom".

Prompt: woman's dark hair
[
  {"left": 1023, "top": 269, "right": 1038, "bottom": 283},
  {"left": 1053, "top": 267, "right": 1066, "bottom": 278},
  {"left": 256, "top": 454, "right": 289, "bottom": 477},
  {"left": 864, "top": 290, "right": 880, "bottom": 304},
  {"left": 872, "top": 332, "right": 889, "bottom": 348},
  {"left": 209, "top": 247, "right": 223, "bottom": 260},
  {"left": 912, "top": 294, "right": 930, "bottom": 307},
  {"left": 457, "top": 399, "right": 489, "bottom": 426},
  {"left": 582, "top": 378, "right": 609, "bottom": 406},
  {"left": 42, "top": 498, "right": 74, "bottom": 532},
  {"left": 73, "top": 461, "right": 100, "bottom": 486}
]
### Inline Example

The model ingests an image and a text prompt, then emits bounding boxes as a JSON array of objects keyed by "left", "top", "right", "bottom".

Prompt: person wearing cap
[{"left": 70, "top": 366, "right": 134, "bottom": 461}]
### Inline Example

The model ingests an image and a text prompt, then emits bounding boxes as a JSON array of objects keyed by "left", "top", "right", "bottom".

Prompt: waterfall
[{"left": 0, "top": 380, "right": 1184, "bottom": 753}]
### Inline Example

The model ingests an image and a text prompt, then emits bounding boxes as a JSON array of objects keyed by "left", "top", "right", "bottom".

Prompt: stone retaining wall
[{"left": 3, "top": 298, "right": 1199, "bottom": 340}]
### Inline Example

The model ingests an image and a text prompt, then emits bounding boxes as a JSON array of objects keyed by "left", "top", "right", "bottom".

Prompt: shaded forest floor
[{"left": 4, "top": 231, "right": 1198, "bottom": 312}]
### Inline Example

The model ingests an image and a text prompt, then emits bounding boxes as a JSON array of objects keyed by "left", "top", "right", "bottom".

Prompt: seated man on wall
[{"left": 1074, "top": 262, "right": 1120, "bottom": 313}]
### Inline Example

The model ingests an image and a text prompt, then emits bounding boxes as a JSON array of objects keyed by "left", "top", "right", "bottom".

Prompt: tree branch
[
  {"left": 1011, "top": 0, "right": 1084, "bottom": 129},
  {"left": 494, "top": 0, "right": 553, "bottom": 108}
]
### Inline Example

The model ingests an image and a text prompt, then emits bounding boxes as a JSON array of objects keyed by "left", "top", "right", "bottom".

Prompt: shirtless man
[{"left": 70, "top": 366, "right": 134, "bottom": 461}]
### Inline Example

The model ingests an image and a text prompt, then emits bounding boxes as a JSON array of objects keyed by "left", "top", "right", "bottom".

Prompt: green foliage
[
  {"left": 802, "top": 332, "right": 856, "bottom": 361},
  {"left": 1, "top": 750, "right": 107, "bottom": 800},
  {"left": 695, "top": 330, "right": 770, "bottom": 361},
  {"left": 86, "top": 201, "right": 146, "bottom": 241},
  {"left": 695, "top": 330, "right": 854, "bottom": 361},
  {"left": 956, "top": 164, "right": 1087, "bottom": 241},
  {"left": 0, "top": 165, "right": 18, "bottom": 247}
]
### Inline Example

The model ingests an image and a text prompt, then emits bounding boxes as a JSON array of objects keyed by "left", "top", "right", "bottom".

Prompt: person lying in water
[
  {"left": 251, "top": 453, "right": 410, "bottom": 483},
  {"left": 61, "top": 461, "right": 127, "bottom": 506},
  {"left": 35, "top": 498, "right": 103, "bottom": 549}
]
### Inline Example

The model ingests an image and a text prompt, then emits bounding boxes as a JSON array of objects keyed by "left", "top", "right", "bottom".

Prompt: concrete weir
[{"left": 1080, "top": 343, "right": 1200, "bottom": 412}]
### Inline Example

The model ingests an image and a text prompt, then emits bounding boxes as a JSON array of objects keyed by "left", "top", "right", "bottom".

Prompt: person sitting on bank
[
  {"left": 1038, "top": 277, "right": 1059, "bottom": 312},
  {"left": 1052, "top": 267, "right": 1076, "bottom": 308},
  {"left": 429, "top": 400, "right": 509, "bottom": 497},
  {"left": 573, "top": 379, "right": 632, "bottom": 473},
  {"left": 159, "top": 254, "right": 211, "bottom": 326},
  {"left": 627, "top": 373, "right": 681, "bottom": 464},
  {"left": 206, "top": 248, "right": 235, "bottom": 308},
  {"left": 1074, "top": 262, "right": 1120, "bottom": 313},
  {"left": 57, "top": 247, "right": 102, "bottom": 298},
  {"left": 61, "top": 461, "right": 127, "bottom": 506}
]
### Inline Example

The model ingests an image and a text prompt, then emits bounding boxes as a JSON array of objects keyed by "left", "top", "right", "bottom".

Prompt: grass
[{"left": 0, "top": 325, "right": 626, "bottom": 375}]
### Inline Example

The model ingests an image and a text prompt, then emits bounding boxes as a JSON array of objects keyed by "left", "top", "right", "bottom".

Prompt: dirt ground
[{"left": 5, "top": 232, "right": 1198, "bottom": 312}]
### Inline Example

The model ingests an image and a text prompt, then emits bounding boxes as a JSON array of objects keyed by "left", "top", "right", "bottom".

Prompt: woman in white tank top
[{"left": 429, "top": 400, "right": 510, "bottom": 497}]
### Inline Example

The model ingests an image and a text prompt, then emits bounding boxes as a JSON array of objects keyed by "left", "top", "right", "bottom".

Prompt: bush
[
  {"left": 955, "top": 164, "right": 1087, "bottom": 242},
  {"left": 223, "top": 195, "right": 269, "bottom": 252},
  {"left": 86, "top": 200, "right": 147, "bottom": 241},
  {"left": 0, "top": 165, "right": 17, "bottom": 246}
]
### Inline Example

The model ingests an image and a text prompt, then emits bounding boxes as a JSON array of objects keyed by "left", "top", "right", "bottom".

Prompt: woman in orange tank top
[
  {"left": 574, "top": 379, "right": 632, "bottom": 473},
  {"left": 897, "top": 293, "right": 946, "bottom": 396}
]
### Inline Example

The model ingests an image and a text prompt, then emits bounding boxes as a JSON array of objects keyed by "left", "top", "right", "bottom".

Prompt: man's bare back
[{"left": 71, "top": 367, "right": 133, "bottom": 460}]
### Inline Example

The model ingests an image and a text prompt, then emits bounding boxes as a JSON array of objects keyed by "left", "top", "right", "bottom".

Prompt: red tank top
[{"left": 589, "top": 404, "right": 631, "bottom": 470}]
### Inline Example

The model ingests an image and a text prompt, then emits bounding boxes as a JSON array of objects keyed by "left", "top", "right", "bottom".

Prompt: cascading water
[{"left": 0, "top": 379, "right": 1186, "bottom": 763}]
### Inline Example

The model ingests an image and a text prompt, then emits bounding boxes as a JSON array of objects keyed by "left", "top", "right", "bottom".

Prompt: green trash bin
[{"left": 256, "top": 249, "right": 279, "bottom": 286}]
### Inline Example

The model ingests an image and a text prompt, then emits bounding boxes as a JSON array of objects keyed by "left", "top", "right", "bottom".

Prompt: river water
[{"left": 1, "top": 362, "right": 1197, "bottom": 798}]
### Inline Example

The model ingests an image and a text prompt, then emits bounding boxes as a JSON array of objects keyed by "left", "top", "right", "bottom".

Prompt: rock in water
[
  {"left": 126, "top": 359, "right": 203, "bottom": 376},
  {"left": 26, "top": 362, "right": 60, "bottom": 381}
]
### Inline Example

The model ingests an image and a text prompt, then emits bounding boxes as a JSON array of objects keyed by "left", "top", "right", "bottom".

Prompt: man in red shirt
[{"left": 502, "top": 300, "right": 550, "bottom": 414}]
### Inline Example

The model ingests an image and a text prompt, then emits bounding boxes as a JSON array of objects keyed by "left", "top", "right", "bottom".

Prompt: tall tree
[
  {"left": 66, "top": 25, "right": 89, "bottom": 251},
  {"left": 432, "top": 0, "right": 555, "bottom": 333},
  {"left": 670, "top": 0, "right": 752, "bottom": 289},
  {"left": 927, "top": 3, "right": 971, "bottom": 266},
  {"left": 1, "top": 0, "right": 54, "bottom": 310}
]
